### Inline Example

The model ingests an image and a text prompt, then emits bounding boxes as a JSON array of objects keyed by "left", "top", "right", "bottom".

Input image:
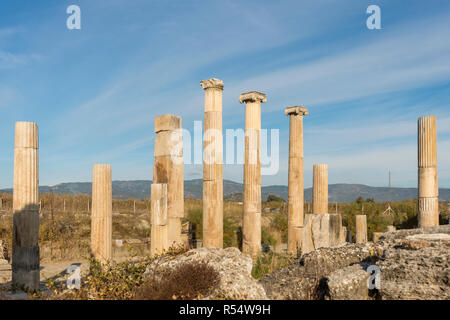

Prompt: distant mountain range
[{"left": 2, "top": 179, "right": 450, "bottom": 203}]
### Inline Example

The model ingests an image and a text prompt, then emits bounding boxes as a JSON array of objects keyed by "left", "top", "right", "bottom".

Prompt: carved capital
[
  {"left": 200, "top": 78, "right": 224, "bottom": 90},
  {"left": 239, "top": 91, "right": 267, "bottom": 104},
  {"left": 285, "top": 106, "right": 308, "bottom": 116}
]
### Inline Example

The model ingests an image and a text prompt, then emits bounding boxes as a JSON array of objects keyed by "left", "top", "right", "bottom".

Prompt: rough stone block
[
  {"left": 325, "top": 264, "right": 370, "bottom": 300},
  {"left": 154, "top": 114, "right": 181, "bottom": 133}
]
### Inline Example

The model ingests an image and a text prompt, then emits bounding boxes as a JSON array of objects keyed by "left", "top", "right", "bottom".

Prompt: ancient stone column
[
  {"left": 12, "top": 121, "right": 40, "bottom": 290},
  {"left": 285, "top": 106, "right": 308, "bottom": 255},
  {"left": 201, "top": 79, "right": 224, "bottom": 248},
  {"left": 153, "top": 115, "right": 184, "bottom": 247},
  {"left": 91, "top": 164, "right": 112, "bottom": 262},
  {"left": 418, "top": 116, "right": 439, "bottom": 227},
  {"left": 150, "top": 183, "right": 169, "bottom": 255},
  {"left": 239, "top": 91, "right": 266, "bottom": 257},
  {"left": 355, "top": 215, "right": 367, "bottom": 244},
  {"left": 313, "top": 164, "right": 328, "bottom": 214},
  {"left": 387, "top": 225, "right": 396, "bottom": 232}
]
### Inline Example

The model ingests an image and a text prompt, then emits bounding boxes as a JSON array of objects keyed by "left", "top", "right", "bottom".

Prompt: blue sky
[{"left": 1, "top": 0, "right": 450, "bottom": 189}]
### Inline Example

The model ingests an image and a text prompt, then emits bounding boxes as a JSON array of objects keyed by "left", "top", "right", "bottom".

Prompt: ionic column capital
[
  {"left": 200, "top": 78, "right": 224, "bottom": 90},
  {"left": 285, "top": 106, "right": 308, "bottom": 116},
  {"left": 239, "top": 91, "right": 267, "bottom": 104}
]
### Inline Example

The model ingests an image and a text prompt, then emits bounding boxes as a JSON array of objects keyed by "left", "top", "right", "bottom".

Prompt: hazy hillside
[{"left": 2, "top": 180, "right": 450, "bottom": 203}]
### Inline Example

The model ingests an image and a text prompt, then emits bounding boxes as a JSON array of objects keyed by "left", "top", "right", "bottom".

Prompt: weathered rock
[
  {"left": 145, "top": 247, "right": 267, "bottom": 300},
  {"left": 377, "top": 225, "right": 450, "bottom": 300},
  {"left": 301, "top": 213, "right": 344, "bottom": 255},
  {"left": 324, "top": 264, "right": 371, "bottom": 300},
  {"left": 0, "top": 239, "right": 9, "bottom": 261},
  {"left": 260, "top": 242, "right": 381, "bottom": 300},
  {"left": 261, "top": 224, "right": 449, "bottom": 300}
]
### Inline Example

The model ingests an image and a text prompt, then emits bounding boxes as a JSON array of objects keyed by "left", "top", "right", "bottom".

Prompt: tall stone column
[
  {"left": 150, "top": 183, "right": 169, "bottom": 255},
  {"left": 355, "top": 215, "right": 367, "bottom": 244},
  {"left": 312, "top": 164, "right": 328, "bottom": 214},
  {"left": 418, "top": 115, "right": 439, "bottom": 227},
  {"left": 201, "top": 79, "right": 224, "bottom": 248},
  {"left": 91, "top": 164, "right": 112, "bottom": 262},
  {"left": 153, "top": 115, "right": 184, "bottom": 247},
  {"left": 239, "top": 91, "right": 266, "bottom": 257},
  {"left": 12, "top": 121, "right": 40, "bottom": 290},
  {"left": 285, "top": 106, "right": 308, "bottom": 255}
]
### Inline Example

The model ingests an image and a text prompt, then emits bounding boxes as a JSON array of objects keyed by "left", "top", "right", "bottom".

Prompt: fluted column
[
  {"left": 240, "top": 91, "right": 266, "bottom": 257},
  {"left": 201, "top": 79, "right": 224, "bottom": 248},
  {"left": 153, "top": 115, "right": 184, "bottom": 247},
  {"left": 12, "top": 121, "right": 40, "bottom": 290},
  {"left": 312, "top": 164, "right": 328, "bottom": 214},
  {"left": 91, "top": 164, "right": 112, "bottom": 262},
  {"left": 355, "top": 215, "right": 367, "bottom": 244},
  {"left": 418, "top": 116, "right": 439, "bottom": 227},
  {"left": 150, "top": 183, "right": 169, "bottom": 255},
  {"left": 285, "top": 106, "right": 308, "bottom": 255}
]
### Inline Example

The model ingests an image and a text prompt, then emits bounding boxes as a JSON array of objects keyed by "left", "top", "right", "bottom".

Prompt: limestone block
[
  {"left": 154, "top": 114, "right": 181, "bottom": 133},
  {"left": 325, "top": 264, "right": 370, "bottom": 300},
  {"left": 154, "top": 130, "right": 183, "bottom": 157},
  {"left": 356, "top": 215, "right": 368, "bottom": 244},
  {"left": 203, "top": 180, "right": 223, "bottom": 248},
  {"left": 340, "top": 226, "right": 347, "bottom": 243},
  {"left": 301, "top": 214, "right": 314, "bottom": 255},
  {"left": 387, "top": 225, "right": 396, "bottom": 232},
  {"left": 151, "top": 183, "right": 168, "bottom": 226},
  {"left": 373, "top": 232, "right": 384, "bottom": 242}
]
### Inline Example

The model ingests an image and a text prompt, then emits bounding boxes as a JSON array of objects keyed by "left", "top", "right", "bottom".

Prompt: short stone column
[
  {"left": 340, "top": 226, "right": 347, "bottom": 243},
  {"left": 91, "top": 164, "right": 112, "bottom": 262},
  {"left": 386, "top": 225, "right": 396, "bottom": 232},
  {"left": 239, "top": 91, "right": 266, "bottom": 257},
  {"left": 418, "top": 116, "right": 439, "bottom": 227},
  {"left": 285, "top": 106, "right": 308, "bottom": 255},
  {"left": 12, "top": 122, "right": 40, "bottom": 290},
  {"left": 201, "top": 79, "right": 224, "bottom": 248},
  {"left": 153, "top": 115, "right": 184, "bottom": 247},
  {"left": 355, "top": 215, "right": 367, "bottom": 244},
  {"left": 313, "top": 164, "right": 328, "bottom": 214},
  {"left": 150, "top": 183, "right": 169, "bottom": 255}
]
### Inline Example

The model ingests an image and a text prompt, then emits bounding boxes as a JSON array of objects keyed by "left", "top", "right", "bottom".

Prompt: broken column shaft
[
  {"left": 153, "top": 115, "right": 184, "bottom": 247},
  {"left": 355, "top": 215, "right": 367, "bottom": 244},
  {"left": 12, "top": 121, "right": 40, "bottom": 290},
  {"left": 150, "top": 183, "right": 169, "bottom": 255},
  {"left": 201, "top": 78, "right": 224, "bottom": 248},
  {"left": 240, "top": 91, "right": 267, "bottom": 257},
  {"left": 91, "top": 164, "right": 112, "bottom": 262},
  {"left": 313, "top": 164, "right": 328, "bottom": 214},
  {"left": 285, "top": 106, "right": 308, "bottom": 255},
  {"left": 418, "top": 115, "right": 439, "bottom": 227}
]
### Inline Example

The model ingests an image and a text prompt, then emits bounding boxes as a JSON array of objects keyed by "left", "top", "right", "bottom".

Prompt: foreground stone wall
[{"left": 261, "top": 225, "right": 450, "bottom": 300}]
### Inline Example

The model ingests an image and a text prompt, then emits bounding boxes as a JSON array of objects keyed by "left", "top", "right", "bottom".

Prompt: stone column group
[{"left": 8, "top": 86, "right": 442, "bottom": 288}]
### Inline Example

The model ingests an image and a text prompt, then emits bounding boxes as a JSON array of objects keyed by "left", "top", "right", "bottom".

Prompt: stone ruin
[{"left": 1, "top": 77, "right": 445, "bottom": 294}]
